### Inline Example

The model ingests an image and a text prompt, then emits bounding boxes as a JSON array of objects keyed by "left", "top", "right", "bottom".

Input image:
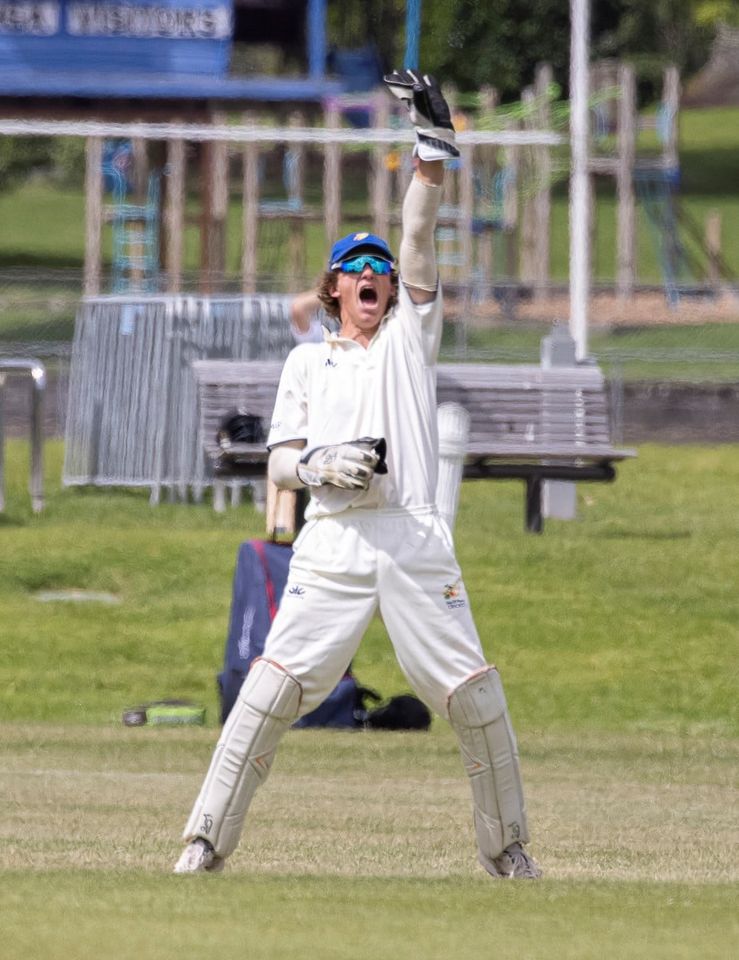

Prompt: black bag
[{"left": 360, "top": 693, "right": 432, "bottom": 731}]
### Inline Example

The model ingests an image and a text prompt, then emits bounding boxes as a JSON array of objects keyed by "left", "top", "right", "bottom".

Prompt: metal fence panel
[{"left": 62, "top": 295, "right": 295, "bottom": 497}]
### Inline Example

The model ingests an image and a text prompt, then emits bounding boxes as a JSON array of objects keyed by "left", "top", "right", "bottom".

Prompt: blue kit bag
[{"left": 217, "top": 540, "right": 361, "bottom": 728}]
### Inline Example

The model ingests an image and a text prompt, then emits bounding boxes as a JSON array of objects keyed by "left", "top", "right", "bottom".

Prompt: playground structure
[
  {"left": 70, "top": 97, "right": 565, "bottom": 302},
  {"left": 57, "top": 58, "right": 730, "bottom": 309},
  {"left": 1, "top": 55, "right": 731, "bottom": 310},
  {"left": 103, "top": 141, "right": 162, "bottom": 294}
]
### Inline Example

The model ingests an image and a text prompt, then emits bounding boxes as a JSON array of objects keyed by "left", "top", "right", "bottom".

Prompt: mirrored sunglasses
[{"left": 337, "top": 255, "right": 393, "bottom": 275}]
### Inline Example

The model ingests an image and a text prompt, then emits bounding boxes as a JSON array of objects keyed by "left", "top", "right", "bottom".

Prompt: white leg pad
[
  {"left": 447, "top": 666, "right": 529, "bottom": 864},
  {"left": 182, "top": 658, "right": 302, "bottom": 859}
]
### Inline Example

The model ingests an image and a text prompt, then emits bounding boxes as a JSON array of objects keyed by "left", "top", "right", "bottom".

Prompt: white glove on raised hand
[
  {"left": 384, "top": 69, "right": 459, "bottom": 162},
  {"left": 297, "top": 437, "right": 388, "bottom": 490}
]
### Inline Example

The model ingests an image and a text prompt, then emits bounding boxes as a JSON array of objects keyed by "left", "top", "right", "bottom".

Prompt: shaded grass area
[
  {"left": 0, "top": 306, "right": 76, "bottom": 342},
  {"left": 2, "top": 872, "right": 735, "bottom": 960},
  {"left": 0, "top": 441, "right": 737, "bottom": 737}
]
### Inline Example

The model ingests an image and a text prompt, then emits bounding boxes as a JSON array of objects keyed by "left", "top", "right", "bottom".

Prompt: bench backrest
[
  {"left": 437, "top": 363, "right": 612, "bottom": 456},
  {"left": 192, "top": 359, "right": 615, "bottom": 463}
]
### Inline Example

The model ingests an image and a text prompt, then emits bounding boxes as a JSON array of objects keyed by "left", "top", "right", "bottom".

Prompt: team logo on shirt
[
  {"left": 443, "top": 579, "right": 466, "bottom": 609},
  {"left": 325, "top": 357, "right": 337, "bottom": 367},
  {"left": 287, "top": 584, "right": 306, "bottom": 598}
]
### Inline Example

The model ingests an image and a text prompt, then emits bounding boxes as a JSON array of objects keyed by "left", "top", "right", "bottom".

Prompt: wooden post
[
  {"left": 131, "top": 137, "right": 149, "bottom": 201},
  {"left": 199, "top": 115, "right": 229, "bottom": 295},
  {"left": 126, "top": 138, "right": 146, "bottom": 290},
  {"left": 371, "top": 92, "right": 391, "bottom": 240},
  {"left": 587, "top": 170, "right": 596, "bottom": 287},
  {"left": 477, "top": 86, "right": 498, "bottom": 286},
  {"left": 287, "top": 111, "right": 306, "bottom": 291},
  {"left": 442, "top": 83, "right": 460, "bottom": 211},
  {"left": 705, "top": 209, "right": 722, "bottom": 290},
  {"left": 502, "top": 125, "right": 519, "bottom": 280},
  {"left": 199, "top": 142, "right": 213, "bottom": 294},
  {"left": 84, "top": 136, "right": 103, "bottom": 297},
  {"left": 210, "top": 111, "right": 229, "bottom": 291},
  {"left": 164, "top": 138, "right": 186, "bottom": 293},
  {"left": 533, "top": 63, "right": 553, "bottom": 300},
  {"left": 323, "top": 99, "right": 341, "bottom": 245},
  {"left": 458, "top": 115, "right": 474, "bottom": 282},
  {"left": 519, "top": 86, "right": 537, "bottom": 287},
  {"left": 242, "top": 111, "right": 259, "bottom": 294},
  {"left": 616, "top": 61, "right": 636, "bottom": 300},
  {"left": 662, "top": 65, "right": 680, "bottom": 171}
]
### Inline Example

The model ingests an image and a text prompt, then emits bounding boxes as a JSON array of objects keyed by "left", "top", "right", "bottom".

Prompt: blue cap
[{"left": 328, "top": 232, "right": 395, "bottom": 270}]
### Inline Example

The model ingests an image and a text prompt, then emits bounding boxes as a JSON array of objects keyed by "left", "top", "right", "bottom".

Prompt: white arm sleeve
[
  {"left": 267, "top": 443, "right": 305, "bottom": 491},
  {"left": 399, "top": 174, "right": 443, "bottom": 292}
]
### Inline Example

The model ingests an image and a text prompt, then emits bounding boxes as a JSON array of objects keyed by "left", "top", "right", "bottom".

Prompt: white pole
[{"left": 569, "top": 0, "right": 590, "bottom": 360}]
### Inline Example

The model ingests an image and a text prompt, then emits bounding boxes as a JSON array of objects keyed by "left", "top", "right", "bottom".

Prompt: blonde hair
[{"left": 316, "top": 269, "right": 399, "bottom": 319}]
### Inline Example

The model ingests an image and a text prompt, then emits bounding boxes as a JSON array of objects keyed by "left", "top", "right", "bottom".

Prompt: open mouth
[{"left": 359, "top": 286, "right": 378, "bottom": 306}]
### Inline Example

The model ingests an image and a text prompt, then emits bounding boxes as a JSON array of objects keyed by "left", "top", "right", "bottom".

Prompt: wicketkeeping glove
[
  {"left": 297, "top": 437, "right": 388, "bottom": 490},
  {"left": 384, "top": 69, "right": 459, "bottom": 162}
]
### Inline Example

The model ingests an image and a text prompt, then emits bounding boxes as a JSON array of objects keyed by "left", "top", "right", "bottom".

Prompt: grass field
[
  {"left": 1, "top": 439, "right": 737, "bottom": 958},
  {"left": 1, "top": 724, "right": 736, "bottom": 960}
]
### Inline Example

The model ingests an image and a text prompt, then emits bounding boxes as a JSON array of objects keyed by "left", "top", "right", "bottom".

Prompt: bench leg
[
  {"left": 525, "top": 477, "right": 543, "bottom": 533},
  {"left": 213, "top": 479, "right": 226, "bottom": 513}
]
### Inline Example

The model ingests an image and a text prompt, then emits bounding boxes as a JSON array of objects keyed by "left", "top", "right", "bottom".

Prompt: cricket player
[{"left": 175, "top": 71, "right": 540, "bottom": 880}]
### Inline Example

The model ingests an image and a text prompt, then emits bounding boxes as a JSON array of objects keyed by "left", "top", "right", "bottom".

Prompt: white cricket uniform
[{"left": 265, "top": 282, "right": 487, "bottom": 718}]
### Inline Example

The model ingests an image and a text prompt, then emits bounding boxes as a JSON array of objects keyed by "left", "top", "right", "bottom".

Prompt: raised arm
[
  {"left": 289, "top": 290, "right": 325, "bottom": 343},
  {"left": 399, "top": 159, "right": 444, "bottom": 304},
  {"left": 384, "top": 71, "right": 458, "bottom": 305}
]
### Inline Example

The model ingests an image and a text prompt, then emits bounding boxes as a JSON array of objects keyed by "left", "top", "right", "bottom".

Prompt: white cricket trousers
[{"left": 264, "top": 505, "right": 488, "bottom": 718}]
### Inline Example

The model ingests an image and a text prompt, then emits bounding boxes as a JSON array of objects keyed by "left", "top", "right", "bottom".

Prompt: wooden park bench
[{"left": 192, "top": 359, "right": 635, "bottom": 532}]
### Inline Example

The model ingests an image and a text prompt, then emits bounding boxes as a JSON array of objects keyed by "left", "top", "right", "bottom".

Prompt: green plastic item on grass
[{"left": 122, "top": 700, "right": 205, "bottom": 727}]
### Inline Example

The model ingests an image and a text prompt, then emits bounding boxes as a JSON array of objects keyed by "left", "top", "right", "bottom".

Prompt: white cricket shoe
[
  {"left": 173, "top": 838, "right": 225, "bottom": 874},
  {"left": 483, "top": 843, "right": 542, "bottom": 879}
]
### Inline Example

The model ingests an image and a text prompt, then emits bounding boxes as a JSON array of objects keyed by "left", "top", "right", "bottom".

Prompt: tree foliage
[
  {"left": 421, "top": 0, "right": 570, "bottom": 98},
  {"left": 590, "top": 0, "right": 716, "bottom": 90},
  {"left": 0, "top": 138, "right": 55, "bottom": 190},
  {"left": 325, "top": 0, "right": 725, "bottom": 99}
]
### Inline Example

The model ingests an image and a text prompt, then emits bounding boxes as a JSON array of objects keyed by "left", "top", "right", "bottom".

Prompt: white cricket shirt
[{"left": 267, "top": 282, "right": 444, "bottom": 519}]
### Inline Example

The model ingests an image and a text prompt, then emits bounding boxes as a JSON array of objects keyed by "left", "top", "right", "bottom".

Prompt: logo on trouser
[
  {"left": 201, "top": 813, "right": 213, "bottom": 835},
  {"left": 443, "top": 578, "right": 466, "bottom": 609}
]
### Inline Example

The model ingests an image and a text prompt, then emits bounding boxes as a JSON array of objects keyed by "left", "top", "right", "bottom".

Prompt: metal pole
[
  {"left": 0, "top": 372, "right": 5, "bottom": 513},
  {"left": 0, "top": 359, "right": 46, "bottom": 514},
  {"left": 569, "top": 0, "right": 590, "bottom": 361},
  {"left": 307, "top": 0, "right": 327, "bottom": 80},
  {"left": 404, "top": 0, "right": 421, "bottom": 70},
  {"left": 30, "top": 364, "right": 45, "bottom": 513}
]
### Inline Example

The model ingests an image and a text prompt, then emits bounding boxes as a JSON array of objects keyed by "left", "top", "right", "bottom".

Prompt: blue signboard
[{"left": 0, "top": 0, "right": 234, "bottom": 75}]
